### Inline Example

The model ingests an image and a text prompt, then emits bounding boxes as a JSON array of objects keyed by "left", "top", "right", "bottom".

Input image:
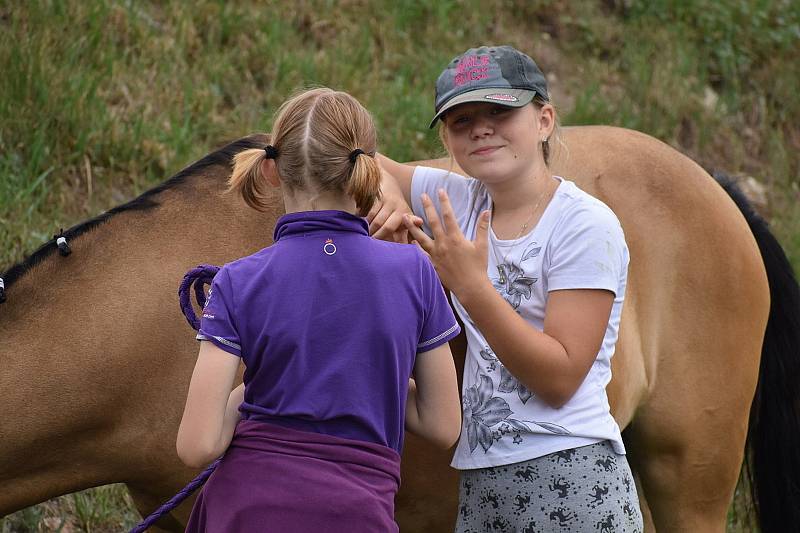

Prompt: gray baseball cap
[{"left": 429, "top": 45, "right": 549, "bottom": 128}]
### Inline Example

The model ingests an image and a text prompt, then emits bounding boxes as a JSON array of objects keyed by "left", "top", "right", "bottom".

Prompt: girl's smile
[{"left": 470, "top": 145, "right": 504, "bottom": 157}]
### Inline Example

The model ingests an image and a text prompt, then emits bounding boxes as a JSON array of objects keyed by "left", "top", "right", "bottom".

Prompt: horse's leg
[
  {"left": 625, "top": 311, "right": 764, "bottom": 532},
  {"left": 601, "top": 205, "right": 768, "bottom": 532},
  {"left": 395, "top": 435, "right": 460, "bottom": 530}
]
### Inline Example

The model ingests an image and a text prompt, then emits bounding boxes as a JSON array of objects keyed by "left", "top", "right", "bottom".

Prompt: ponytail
[
  {"left": 228, "top": 147, "right": 270, "bottom": 211},
  {"left": 232, "top": 88, "right": 382, "bottom": 214},
  {"left": 347, "top": 151, "right": 382, "bottom": 216}
]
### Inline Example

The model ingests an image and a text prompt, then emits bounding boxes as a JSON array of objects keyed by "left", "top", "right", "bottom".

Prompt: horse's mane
[{"left": 1, "top": 134, "right": 268, "bottom": 289}]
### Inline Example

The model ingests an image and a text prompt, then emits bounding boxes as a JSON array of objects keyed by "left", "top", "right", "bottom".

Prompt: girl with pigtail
[{"left": 176, "top": 87, "right": 461, "bottom": 532}]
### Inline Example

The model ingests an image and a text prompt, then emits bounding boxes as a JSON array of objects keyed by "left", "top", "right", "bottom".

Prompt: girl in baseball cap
[{"left": 372, "top": 46, "right": 643, "bottom": 531}]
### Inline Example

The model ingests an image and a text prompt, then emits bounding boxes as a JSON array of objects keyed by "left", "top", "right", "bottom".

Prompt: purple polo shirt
[{"left": 197, "top": 210, "right": 460, "bottom": 452}]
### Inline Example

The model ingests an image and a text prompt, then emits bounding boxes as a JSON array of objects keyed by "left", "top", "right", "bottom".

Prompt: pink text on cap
[{"left": 454, "top": 55, "right": 491, "bottom": 87}]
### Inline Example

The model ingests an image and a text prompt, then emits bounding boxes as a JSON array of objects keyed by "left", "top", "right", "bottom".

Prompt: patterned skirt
[{"left": 455, "top": 441, "right": 643, "bottom": 532}]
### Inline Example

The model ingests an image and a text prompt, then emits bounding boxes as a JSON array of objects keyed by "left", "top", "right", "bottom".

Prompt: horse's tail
[
  {"left": 178, "top": 264, "right": 221, "bottom": 331},
  {"left": 715, "top": 174, "right": 800, "bottom": 532}
]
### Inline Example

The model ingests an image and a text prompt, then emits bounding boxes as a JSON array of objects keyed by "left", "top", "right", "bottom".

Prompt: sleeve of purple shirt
[
  {"left": 196, "top": 267, "right": 242, "bottom": 357},
  {"left": 416, "top": 251, "right": 461, "bottom": 353}
]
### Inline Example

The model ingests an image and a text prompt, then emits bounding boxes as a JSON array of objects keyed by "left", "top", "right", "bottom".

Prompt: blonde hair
[
  {"left": 438, "top": 96, "right": 562, "bottom": 167},
  {"left": 228, "top": 88, "right": 381, "bottom": 216}
]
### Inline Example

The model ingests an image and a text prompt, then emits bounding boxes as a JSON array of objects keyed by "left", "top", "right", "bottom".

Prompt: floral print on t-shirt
[
  {"left": 464, "top": 346, "right": 571, "bottom": 454},
  {"left": 491, "top": 242, "right": 542, "bottom": 310}
]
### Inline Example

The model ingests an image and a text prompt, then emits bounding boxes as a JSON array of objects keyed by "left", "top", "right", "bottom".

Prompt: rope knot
[{"left": 178, "top": 264, "right": 221, "bottom": 331}]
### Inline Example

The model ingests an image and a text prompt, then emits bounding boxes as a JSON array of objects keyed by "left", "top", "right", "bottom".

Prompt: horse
[{"left": 1, "top": 127, "right": 798, "bottom": 532}]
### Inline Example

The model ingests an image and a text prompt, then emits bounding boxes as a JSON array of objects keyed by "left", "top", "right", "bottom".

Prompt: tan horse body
[{"left": 0, "top": 127, "right": 795, "bottom": 532}]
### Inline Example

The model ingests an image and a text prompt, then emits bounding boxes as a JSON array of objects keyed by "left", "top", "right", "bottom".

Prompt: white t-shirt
[{"left": 411, "top": 166, "right": 629, "bottom": 470}]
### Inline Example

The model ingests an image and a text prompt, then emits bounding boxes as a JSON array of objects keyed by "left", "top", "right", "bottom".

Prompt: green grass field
[{"left": 1, "top": 0, "right": 797, "bottom": 530}]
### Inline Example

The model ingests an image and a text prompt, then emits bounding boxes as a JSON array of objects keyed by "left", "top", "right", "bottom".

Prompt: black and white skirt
[{"left": 455, "top": 441, "right": 643, "bottom": 532}]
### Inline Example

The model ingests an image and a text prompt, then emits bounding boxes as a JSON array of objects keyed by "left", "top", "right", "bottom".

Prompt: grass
[
  {"left": 1, "top": 0, "right": 797, "bottom": 530},
  {"left": 0, "top": 485, "right": 138, "bottom": 532},
  {"left": 1, "top": 0, "right": 798, "bottom": 268}
]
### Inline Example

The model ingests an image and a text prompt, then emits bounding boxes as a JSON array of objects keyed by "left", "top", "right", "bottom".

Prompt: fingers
[
  {"left": 365, "top": 200, "right": 381, "bottom": 224},
  {"left": 393, "top": 228, "right": 409, "bottom": 244},
  {"left": 414, "top": 244, "right": 432, "bottom": 260},
  {"left": 437, "top": 189, "right": 460, "bottom": 235},
  {"left": 374, "top": 210, "right": 421, "bottom": 241},
  {"left": 408, "top": 214, "right": 424, "bottom": 228},
  {"left": 403, "top": 214, "right": 434, "bottom": 253},
  {"left": 372, "top": 213, "right": 396, "bottom": 240},
  {"left": 368, "top": 203, "right": 392, "bottom": 235},
  {"left": 474, "top": 210, "right": 490, "bottom": 256},
  {"left": 420, "top": 193, "right": 445, "bottom": 239}
]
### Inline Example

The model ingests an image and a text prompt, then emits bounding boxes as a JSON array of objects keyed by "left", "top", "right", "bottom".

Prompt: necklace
[{"left": 493, "top": 182, "right": 552, "bottom": 284}]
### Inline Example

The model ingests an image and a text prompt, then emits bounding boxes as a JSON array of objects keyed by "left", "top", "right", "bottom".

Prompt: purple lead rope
[
  {"left": 129, "top": 264, "right": 221, "bottom": 532},
  {"left": 178, "top": 264, "right": 220, "bottom": 330},
  {"left": 129, "top": 458, "right": 221, "bottom": 533}
]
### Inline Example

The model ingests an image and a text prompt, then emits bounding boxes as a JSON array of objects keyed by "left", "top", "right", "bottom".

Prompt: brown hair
[{"left": 228, "top": 88, "right": 381, "bottom": 216}]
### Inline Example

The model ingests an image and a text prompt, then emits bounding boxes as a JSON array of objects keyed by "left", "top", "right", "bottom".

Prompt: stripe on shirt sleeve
[
  {"left": 196, "top": 333, "right": 242, "bottom": 352},
  {"left": 418, "top": 323, "right": 460, "bottom": 350}
]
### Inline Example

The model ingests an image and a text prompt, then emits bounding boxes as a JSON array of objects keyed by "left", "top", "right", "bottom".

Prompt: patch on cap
[
  {"left": 453, "top": 54, "right": 491, "bottom": 87},
  {"left": 483, "top": 93, "right": 519, "bottom": 102}
]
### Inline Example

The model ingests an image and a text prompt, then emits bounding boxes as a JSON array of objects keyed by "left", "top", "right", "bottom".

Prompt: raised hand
[{"left": 403, "top": 189, "right": 491, "bottom": 299}]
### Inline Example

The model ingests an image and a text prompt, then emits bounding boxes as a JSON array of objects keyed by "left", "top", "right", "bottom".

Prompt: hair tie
[
  {"left": 264, "top": 145, "right": 279, "bottom": 159},
  {"left": 348, "top": 148, "right": 365, "bottom": 163},
  {"left": 55, "top": 229, "right": 71, "bottom": 257}
]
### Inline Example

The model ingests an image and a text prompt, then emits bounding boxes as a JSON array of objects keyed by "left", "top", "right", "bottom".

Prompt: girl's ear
[
  {"left": 537, "top": 103, "right": 556, "bottom": 139},
  {"left": 260, "top": 159, "right": 281, "bottom": 188}
]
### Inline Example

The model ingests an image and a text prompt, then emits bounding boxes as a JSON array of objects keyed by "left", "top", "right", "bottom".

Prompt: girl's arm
[
  {"left": 405, "top": 343, "right": 461, "bottom": 449},
  {"left": 176, "top": 341, "right": 243, "bottom": 468},
  {"left": 367, "top": 154, "right": 419, "bottom": 242},
  {"left": 369, "top": 154, "right": 469, "bottom": 242},
  {"left": 457, "top": 284, "right": 612, "bottom": 409},
  {"left": 376, "top": 153, "right": 415, "bottom": 206},
  {"left": 404, "top": 190, "right": 613, "bottom": 409}
]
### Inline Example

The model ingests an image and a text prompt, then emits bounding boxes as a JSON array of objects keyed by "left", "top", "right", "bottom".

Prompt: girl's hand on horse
[
  {"left": 367, "top": 166, "right": 422, "bottom": 243},
  {"left": 404, "top": 189, "right": 492, "bottom": 300}
]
